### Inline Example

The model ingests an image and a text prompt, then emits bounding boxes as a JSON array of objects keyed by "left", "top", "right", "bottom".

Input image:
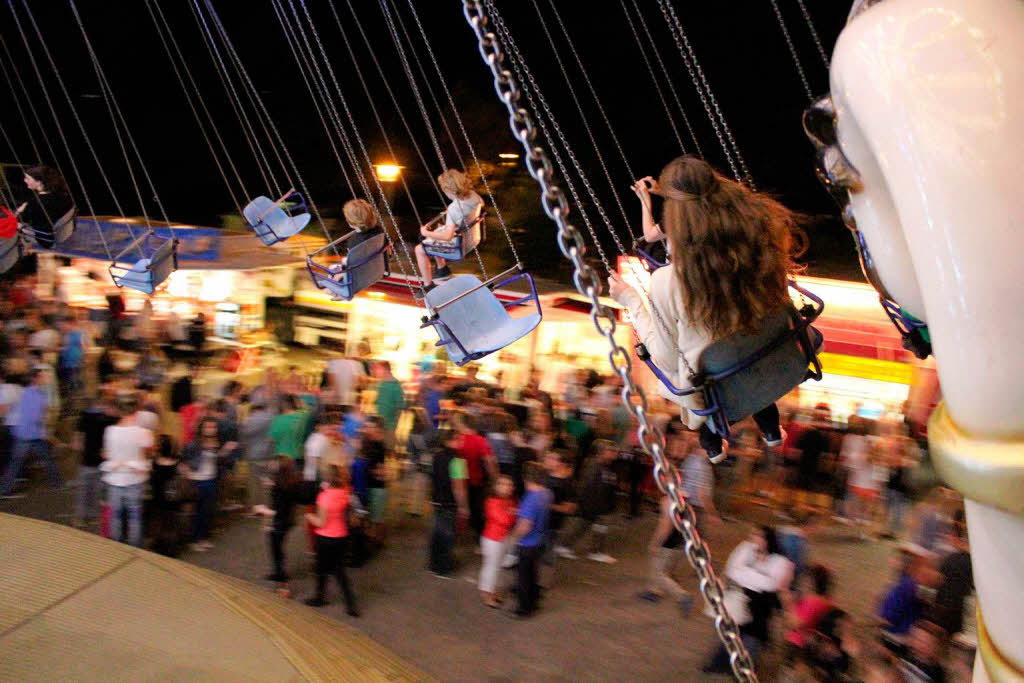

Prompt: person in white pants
[{"left": 478, "top": 475, "right": 517, "bottom": 608}]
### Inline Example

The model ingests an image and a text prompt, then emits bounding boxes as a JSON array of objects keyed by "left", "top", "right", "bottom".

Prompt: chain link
[
  {"left": 769, "top": 0, "right": 814, "bottom": 103},
  {"left": 461, "top": 3, "right": 757, "bottom": 680},
  {"left": 795, "top": 0, "right": 830, "bottom": 68}
]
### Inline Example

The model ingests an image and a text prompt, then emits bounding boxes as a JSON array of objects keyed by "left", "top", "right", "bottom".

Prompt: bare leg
[{"left": 414, "top": 243, "right": 433, "bottom": 286}]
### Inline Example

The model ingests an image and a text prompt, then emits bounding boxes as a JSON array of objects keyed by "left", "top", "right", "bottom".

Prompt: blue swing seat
[
  {"left": 421, "top": 211, "right": 485, "bottom": 262},
  {"left": 0, "top": 235, "right": 22, "bottom": 274},
  {"left": 243, "top": 190, "right": 311, "bottom": 246},
  {"left": 108, "top": 233, "right": 179, "bottom": 296},
  {"left": 638, "top": 282, "right": 824, "bottom": 438},
  {"left": 306, "top": 231, "right": 390, "bottom": 301},
  {"left": 422, "top": 269, "right": 542, "bottom": 366},
  {"left": 20, "top": 206, "right": 77, "bottom": 248}
]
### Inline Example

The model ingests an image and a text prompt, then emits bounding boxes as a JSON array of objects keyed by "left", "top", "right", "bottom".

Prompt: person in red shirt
[
  {"left": 455, "top": 412, "right": 496, "bottom": 540},
  {"left": 784, "top": 564, "right": 835, "bottom": 655},
  {"left": 479, "top": 475, "right": 517, "bottom": 607},
  {"left": 304, "top": 465, "right": 359, "bottom": 616},
  {"left": 179, "top": 397, "right": 207, "bottom": 447}
]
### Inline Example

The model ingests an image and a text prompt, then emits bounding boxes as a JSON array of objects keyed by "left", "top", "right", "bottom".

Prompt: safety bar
[
  {"left": 111, "top": 231, "right": 153, "bottom": 264},
  {"left": 496, "top": 271, "right": 542, "bottom": 318},
  {"left": 307, "top": 242, "right": 388, "bottom": 280},
  {"left": 255, "top": 187, "right": 299, "bottom": 222},
  {"left": 428, "top": 264, "right": 522, "bottom": 313},
  {"left": 310, "top": 229, "right": 357, "bottom": 257},
  {"left": 633, "top": 238, "right": 669, "bottom": 271}
]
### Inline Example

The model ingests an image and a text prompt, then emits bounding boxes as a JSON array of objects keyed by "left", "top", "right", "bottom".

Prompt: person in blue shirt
[
  {"left": 878, "top": 549, "right": 923, "bottom": 652},
  {"left": 1, "top": 368, "right": 63, "bottom": 496},
  {"left": 508, "top": 461, "right": 553, "bottom": 617}
]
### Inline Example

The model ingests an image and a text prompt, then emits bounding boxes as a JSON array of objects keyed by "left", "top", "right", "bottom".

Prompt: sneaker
[
  {"left": 346, "top": 607, "right": 360, "bottom": 618},
  {"left": 199, "top": 540, "right": 214, "bottom": 551},
  {"left": 501, "top": 554, "right": 518, "bottom": 569},
  {"left": 762, "top": 426, "right": 787, "bottom": 448},
  {"left": 434, "top": 265, "right": 452, "bottom": 280},
  {"left": 587, "top": 552, "right": 617, "bottom": 564},
  {"left": 430, "top": 571, "right": 454, "bottom": 580},
  {"left": 554, "top": 546, "right": 577, "bottom": 560},
  {"left": 304, "top": 597, "right": 327, "bottom": 607},
  {"left": 190, "top": 542, "right": 209, "bottom": 553}
]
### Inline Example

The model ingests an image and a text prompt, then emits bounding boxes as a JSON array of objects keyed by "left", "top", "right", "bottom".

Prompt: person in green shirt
[
  {"left": 268, "top": 395, "right": 308, "bottom": 461},
  {"left": 373, "top": 361, "right": 405, "bottom": 438}
]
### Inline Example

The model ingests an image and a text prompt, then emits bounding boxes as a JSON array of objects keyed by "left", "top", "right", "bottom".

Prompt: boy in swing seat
[
  {"left": 329, "top": 199, "right": 386, "bottom": 273},
  {"left": 415, "top": 169, "right": 483, "bottom": 292}
]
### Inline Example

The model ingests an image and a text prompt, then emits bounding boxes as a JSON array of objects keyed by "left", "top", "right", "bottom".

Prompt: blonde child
[{"left": 415, "top": 169, "right": 483, "bottom": 291}]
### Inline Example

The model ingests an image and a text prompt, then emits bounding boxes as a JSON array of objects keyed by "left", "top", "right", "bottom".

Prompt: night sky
[{"left": 0, "top": 1, "right": 858, "bottom": 281}]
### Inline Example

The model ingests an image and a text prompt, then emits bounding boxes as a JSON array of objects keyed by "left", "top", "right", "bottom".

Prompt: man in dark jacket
[{"left": 428, "top": 429, "right": 469, "bottom": 577}]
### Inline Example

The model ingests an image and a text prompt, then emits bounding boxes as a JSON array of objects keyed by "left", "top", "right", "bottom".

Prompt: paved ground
[{"left": 1, "top": 458, "right": 903, "bottom": 682}]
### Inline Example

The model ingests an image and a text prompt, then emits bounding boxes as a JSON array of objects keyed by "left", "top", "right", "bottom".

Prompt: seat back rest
[
  {"left": 148, "top": 238, "right": 178, "bottom": 289},
  {"left": 699, "top": 307, "right": 818, "bottom": 422},
  {"left": 243, "top": 196, "right": 309, "bottom": 245},
  {"left": 425, "top": 275, "right": 511, "bottom": 361},
  {"left": 0, "top": 236, "right": 22, "bottom": 273},
  {"left": 343, "top": 233, "right": 389, "bottom": 297},
  {"left": 460, "top": 214, "right": 484, "bottom": 254},
  {"left": 53, "top": 207, "right": 76, "bottom": 243}
]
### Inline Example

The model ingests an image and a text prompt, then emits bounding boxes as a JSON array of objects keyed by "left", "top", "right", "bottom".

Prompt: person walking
[
  {"left": 372, "top": 361, "right": 405, "bottom": 447},
  {"left": 304, "top": 465, "right": 359, "bottom": 616},
  {"left": 508, "top": 462, "right": 553, "bottom": 617},
  {"left": 73, "top": 382, "right": 118, "bottom": 527},
  {"left": 101, "top": 395, "right": 154, "bottom": 547},
  {"left": 1, "top": 368, "right": 63, "bottom": 497},
  {"left": 428, "top": 429, "right": 469, "bottom": 578}
]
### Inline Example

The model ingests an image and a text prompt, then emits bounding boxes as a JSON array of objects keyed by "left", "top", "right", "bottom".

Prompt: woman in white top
[
  {"left": 101, "top": 396, "right": 154, "bottom": 547},
  {"left": 609, "top": 155, "right": 800, "bottom": 461},
  {"left": 414, "top": 169, "right": 483, "bottom": 291}
]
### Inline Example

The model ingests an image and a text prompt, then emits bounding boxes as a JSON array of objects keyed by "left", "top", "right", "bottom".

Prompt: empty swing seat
[
  {"left": 108, "top": 234, "right": 179, "bottom": 296},
  {"left": 243, "top": 192, "right": 311, "bottom": 246},
  {"left": 639, "top": 283, "right": 825, "bottom": 437},
  {"left": 306, "top": 232, "right": 389, "bottom": 301},
  {"left": 422, "top": 270, "right": 542, "bottom": 366},
  {"left": 421, "top": 212, "right": 485, "bottom": 262}
]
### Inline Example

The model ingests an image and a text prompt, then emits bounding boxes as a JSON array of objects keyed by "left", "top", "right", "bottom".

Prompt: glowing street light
[
  {"left": 498, "top": 153, "right": 519, "bottom": 160},
  {"left": 374, "top": 163, "right": 402, "bottom": 182}
]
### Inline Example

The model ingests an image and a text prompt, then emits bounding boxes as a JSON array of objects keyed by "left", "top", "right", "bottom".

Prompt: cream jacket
[{"left": 613, "top": 266, "right": 713, "bottom": 429}]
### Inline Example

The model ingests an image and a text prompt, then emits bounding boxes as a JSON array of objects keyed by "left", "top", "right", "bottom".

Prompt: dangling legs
[
  {"left": 414, "top": 243, "right": 434, "bottom": 288},
  {"left": 752, "top": 403, "right": 783, "bottom": 444}
]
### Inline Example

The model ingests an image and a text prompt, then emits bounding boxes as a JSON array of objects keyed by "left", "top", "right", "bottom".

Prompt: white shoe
[
  {"left": 501, "top": 553, "right": 518, "bottom": 569},
  {"left": 190, "top": 542, "right": 209, "bottom": 553},
  {"left": 587, "top": 552, "right": 617, "bottom": 564},
  {"left": 554, "top": 546, "right": 577, "bottom": 560}
]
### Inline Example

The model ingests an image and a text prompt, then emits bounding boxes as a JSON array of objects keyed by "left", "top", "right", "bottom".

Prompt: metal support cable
[
  {"left": 795, "top": 0, "right": 830, "bottom": 68},
  {"left": 403, "top": 0, "right": 519, "bottom": 266},
  {"left": 622, "top": 0, "right": 702, "bottom": 157},
  {"left": 144, "top": 0, "right": 247, "bottom": 213},
  {"left": 0, "top": 30, "right": 53, "bottom": 166},
  {"left": 769, "top": 0, "right": 814, "bottom": 102},
  {"left": 656, "top": 0, "right": 753, "bottom": 188},
  {"left": 461, "top": 3, "right": 757, "bottom": 680}
]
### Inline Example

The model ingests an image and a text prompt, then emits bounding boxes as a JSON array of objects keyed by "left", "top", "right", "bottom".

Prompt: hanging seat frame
[
  {"left": 420, "top": 209, "right": 486, "bottom": 262},
  {"left": 306, "top": 230, "right": 390, "bottom": 301},
  {"left": 107, "top": 231, "right": 179, "bottom": 295}
]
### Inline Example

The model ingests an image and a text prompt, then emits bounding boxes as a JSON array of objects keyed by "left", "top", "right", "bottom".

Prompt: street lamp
[{"left": 374, "top": 163, "right": 402, "bottom": 183}]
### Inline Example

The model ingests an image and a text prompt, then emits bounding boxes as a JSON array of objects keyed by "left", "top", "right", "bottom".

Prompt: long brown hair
[{"left": 658, "top": 155, "right": 797, "bottom": 339}]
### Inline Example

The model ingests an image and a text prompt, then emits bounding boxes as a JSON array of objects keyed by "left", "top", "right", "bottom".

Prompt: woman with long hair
[
  {"left": 304, "top": 464, "right": 359, "bottom": 616},
  {"left": 15, "top": 165, "right": 73, "bottom": 249},
  {"left": 609, "top": 155, "right": 799, "bottom": 461}
]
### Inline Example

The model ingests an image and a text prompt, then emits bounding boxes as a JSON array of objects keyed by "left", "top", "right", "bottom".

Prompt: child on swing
[
  {"left": 415, "top": 169, "right": 483, "bottom": 292},
  {"left": 329, "top": 199, "right": 388, "bottom": 272},
  {"left": 608, "top": 155, "right": 796, "bottom": 461}
]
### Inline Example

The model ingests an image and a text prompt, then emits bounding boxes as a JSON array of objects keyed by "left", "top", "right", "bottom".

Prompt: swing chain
[
  {"left": 487, "top": 2, "right": 631, "bottom": 260},
  {"left": 769, "top": 0, "right": 814, "bottom": 103},
  {"left": 462, "top": 3, "right": 756, "bottom": 680}
]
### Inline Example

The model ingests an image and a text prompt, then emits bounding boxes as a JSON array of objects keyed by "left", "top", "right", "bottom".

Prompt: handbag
[{"left": 703, "top": 586, "right": 752, "bottom": 626}]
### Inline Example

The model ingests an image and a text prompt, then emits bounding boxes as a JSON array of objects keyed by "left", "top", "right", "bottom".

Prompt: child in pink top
[
  {"left": 479, "top": 475, "right": 517, "bottom": 607},
  {"left": 785, "top": 564, "right": 834, "bottom": 650}
]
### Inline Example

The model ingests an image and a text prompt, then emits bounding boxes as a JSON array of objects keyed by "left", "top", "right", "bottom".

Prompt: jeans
[
  {"left": 516, "top": 543, "right": 543, "bottom": 615},
  {"left": 429, "top": 506, "right": 457, "bottom": 575},
  {"left": 468, "top": 484, "right": 486, "bottom": 539},
  {"left": 192, "top": 479, "right": 217, "bottom": 541},
  {"left": 1, "top": 438, "right": 63, "bottom": 495},
  {"left": 75, "top": 465, "right": 103, "bottom": 522},
  {"left": 886, "top": 490, "right": 909, "bottom": 536},
  {"left": 647, "top": 546, "right": 687, "bottom": 600},
  {"left": 107, "top": 482, "right": 145, "bottom": 547}
]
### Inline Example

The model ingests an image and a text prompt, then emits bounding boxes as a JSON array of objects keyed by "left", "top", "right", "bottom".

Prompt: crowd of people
[{"left": 0, "top": 153, "right": 978, "bottom": 680}]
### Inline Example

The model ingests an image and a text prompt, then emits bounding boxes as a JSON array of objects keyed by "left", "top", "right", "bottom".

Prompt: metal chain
[
  {"left": 404, "top": 0, "right": 518, "bottom": 269},
  {"left": 493, "top": 15, "right": 613, "bottom": 274},
  {"left": 487, "top": 3, "right": 631, "bottom": 260},
  {"left": 461, "top": 3, "right": 756, "bottom": 680},
  {"left": 769, "top": 0, "right": 814, "bottom": 103},
  {"left": 622, "top": 0, "right": 702, "bottom": 158},
  {"left": 795, "top": 0, "right": 830, "bottom": 68},
  {"left": 656, "top": 0, "right": 754, "bottom": 190},
  {"left": 292, "top": 0, "right": 423, "bottom": 299}
]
